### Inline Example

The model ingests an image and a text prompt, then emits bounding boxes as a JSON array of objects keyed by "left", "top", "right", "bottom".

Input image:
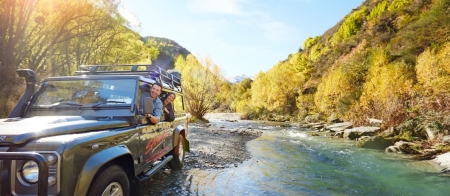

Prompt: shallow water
[
  {"left": 140, "top": 120, "right": 450, "bottom": 195},
  {"left": 185, "top": 122, "right": 450, "bottom": 196}
]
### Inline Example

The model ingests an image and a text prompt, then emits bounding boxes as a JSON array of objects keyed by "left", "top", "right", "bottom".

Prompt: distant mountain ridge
[
  {"left": 141, "top": 36, "right": 191, "bottom": 70},
  {"left": 227, "top": 74, "right": 253, "bottom": 84}
]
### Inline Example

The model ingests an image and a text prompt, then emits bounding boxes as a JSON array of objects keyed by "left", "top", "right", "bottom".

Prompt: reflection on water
[{"left": 187, "top": 123, "right": 450, "bottom": 196}]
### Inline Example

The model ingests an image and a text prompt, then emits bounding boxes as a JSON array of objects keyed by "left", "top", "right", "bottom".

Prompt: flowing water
[
  {"left": 185, "top": 121, "right": 450, "bottom": 196},
  {"left": 140, "top": 119, "right": 450, "bottom": 195}
]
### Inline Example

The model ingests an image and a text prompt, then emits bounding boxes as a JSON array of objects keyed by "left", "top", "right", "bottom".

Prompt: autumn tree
[
  {"left": 415, "top": 42, "right": 450, "bottom": 112},
  {"left": 348, "top": 48, "right": 414, "bottom": 126},
  {"left": 251, "top": 59, "right": 302, "bottom": 118},
  {"left": 0, "top": 0, "right": 148, "bottom": 117},
  {"left": 174, "top": 54, "right": 225, "bottom": 120}
]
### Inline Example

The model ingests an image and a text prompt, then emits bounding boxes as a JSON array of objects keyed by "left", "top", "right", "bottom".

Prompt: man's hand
[{"left": 146, "top": 113, "right": 158, "bottom": 124}]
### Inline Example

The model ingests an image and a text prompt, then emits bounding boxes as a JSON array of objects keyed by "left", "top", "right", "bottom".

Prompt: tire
[
  {"left": 168, "top": 134, "right": 185, "bottom": 170},
  {"left": 87, "top": 165, "right": 130, "bottom": 196}
]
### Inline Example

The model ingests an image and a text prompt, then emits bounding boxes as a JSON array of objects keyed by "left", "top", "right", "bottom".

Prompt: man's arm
[
  {"left": 149, "top": 98, "right": 162, "bottom": 124},
  {"left": 147, "top": 114, "right": 159, "bottom": 124}
]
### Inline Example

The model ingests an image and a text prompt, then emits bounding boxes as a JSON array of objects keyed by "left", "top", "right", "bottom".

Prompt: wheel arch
[
  {"left": 73, "top": 145, "right": 138, "bottom": 196},
  {"left": 172, "top": 125, "right": 187, "bottom": 147}
]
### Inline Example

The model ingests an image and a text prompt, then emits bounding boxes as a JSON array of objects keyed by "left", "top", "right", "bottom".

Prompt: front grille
[
  {"left": 0, "top": 147, "right": 8, "bottom": 194},
  {"left": 0, "top": 160, "right": 2, "bottom": 194}
]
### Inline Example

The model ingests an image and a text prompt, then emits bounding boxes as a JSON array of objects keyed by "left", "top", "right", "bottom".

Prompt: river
[{"left": 141, "top": 120, "right": 450, "bottom": 195}]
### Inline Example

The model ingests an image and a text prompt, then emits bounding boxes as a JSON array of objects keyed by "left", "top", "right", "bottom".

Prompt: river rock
[
  {"left": 412, "top": 149, "right": 438, "bottom": 160},
  {"left": 386, "top": 141, "right": 421, "bottom": 154},
  {"left": 343, "top": 126, "right": 380, "bottom": 140},
  {"left": 368, "top": 118, "right": 383, "bottom": 127},
  {"left": 333, "top": 131, "right": 344, "bottom": 138},
  {"left": 313, "top": 124, "right": 324, "bottom": 130},
  {"left": 356, "top": 136, "right": 392, "bottom": 150},
  {"left": 385, "top": 146, "right": 401, "bottom": 153},
  {"left": 325, "top": 122, "right": 353, "bottom": 132},
  {"left": 433, "top": 152, "right": 450, "bottom": 173},
  {"left": 442, "top": 135, "right": 450, "bottom": 144}
]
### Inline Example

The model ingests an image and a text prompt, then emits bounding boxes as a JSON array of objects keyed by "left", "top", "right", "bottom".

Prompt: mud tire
[
  {"left": 169, "top": 134, "right": 185, "bottom": 170},
  {"left": 87, "top": 165, "right": 130, "bottom": 196}
]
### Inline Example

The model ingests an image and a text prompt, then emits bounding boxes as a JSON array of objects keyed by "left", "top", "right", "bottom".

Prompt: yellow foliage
[
  {"left": 251, "top": 71, "right": 270, "bottom": 108},
  {"left": 387, "top": 0, "right": 410, "bottom": 12},
  {"left": 415, "top": 42, "right": 450, "bottom": 111},
  {"left": 303, "top": 36, "right": 320, "bottom": 50},
  {"left": 309, "top": 44, "right": 323, "bottom": 62},
  {"left": 296, "top": 94, "right": 316, "bottom": 119},
  {"left": 174, "top": 54, "right": 225, "bottom": 118},
  {"left": 290, "top": 53, "right": 312, "bottom": 81},
  {"left": 314, "top": 66, "right": 355, "bottom": 115},
  {"left": 367, "top": 0, "right": 388, "bottom": 21},
  {"left": 350, "top": 60, "right": 413, "bottom": 126},
  {"left": 251, "top": 60, "right": 302, "bottom": 113},
  {"left": 330, "top": 6, "right": 367, "bottom": 46}
]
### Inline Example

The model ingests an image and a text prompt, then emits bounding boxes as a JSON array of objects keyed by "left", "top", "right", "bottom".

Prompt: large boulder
[{"left": 343, "top": 126, "right": 380, "bottom": 140}]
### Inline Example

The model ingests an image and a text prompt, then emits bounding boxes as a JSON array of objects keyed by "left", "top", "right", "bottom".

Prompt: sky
[{"left": 119, "top": 0, "right": 364, "bottom": 78}]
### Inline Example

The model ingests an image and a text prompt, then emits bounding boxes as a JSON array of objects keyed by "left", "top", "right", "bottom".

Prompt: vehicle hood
[{"left": 0, "top": 116, "right": 129, "bottom": 145}]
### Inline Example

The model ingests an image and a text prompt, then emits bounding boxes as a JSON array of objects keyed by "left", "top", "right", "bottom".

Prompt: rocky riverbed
[{"left": 139, "top": 113, "right": 263, "bottom": 195}]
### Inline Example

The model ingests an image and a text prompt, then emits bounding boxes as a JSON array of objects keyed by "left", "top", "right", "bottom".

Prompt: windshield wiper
[
  {"left": 91, "top": 101, "right": 127, "bottom": 109},
  {"left": 39, "top": 102, "right": 83, "bottom": 108}
]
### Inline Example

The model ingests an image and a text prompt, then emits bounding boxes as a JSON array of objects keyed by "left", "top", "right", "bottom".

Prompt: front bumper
[{"left": 0, "top": 152, "right": 49, "bottom": 196}]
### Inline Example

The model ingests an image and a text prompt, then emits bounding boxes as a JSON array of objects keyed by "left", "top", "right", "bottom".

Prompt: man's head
[{"left": 150, "top": 82, "right": 162, "bottom": 99}]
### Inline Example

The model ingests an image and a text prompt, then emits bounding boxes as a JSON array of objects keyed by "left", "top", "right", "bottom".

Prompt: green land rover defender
[{"left": 0, "top": 65, "right": 190, "bottom": 196}]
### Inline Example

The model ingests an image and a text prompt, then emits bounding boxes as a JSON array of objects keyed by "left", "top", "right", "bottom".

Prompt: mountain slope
[
  {"left": 239, "top": 0, "right": 450, "bottom": 130},
  {"left": 141, "top": 36, "right": 191, "bottom": 70}
]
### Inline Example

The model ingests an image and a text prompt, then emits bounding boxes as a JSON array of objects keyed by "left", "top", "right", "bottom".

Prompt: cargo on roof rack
[{"left": 75, "top": 64, "right": 182, "bottom": 92}]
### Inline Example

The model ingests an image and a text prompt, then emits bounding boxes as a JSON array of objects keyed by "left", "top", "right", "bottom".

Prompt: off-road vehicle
[{"left": 0, "top": 64, "right": 189, "bottom": 196}]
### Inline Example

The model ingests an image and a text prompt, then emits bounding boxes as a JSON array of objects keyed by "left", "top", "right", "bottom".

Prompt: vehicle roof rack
[{"left": 75, "top": 64, "right": 182, "bottom": 92}]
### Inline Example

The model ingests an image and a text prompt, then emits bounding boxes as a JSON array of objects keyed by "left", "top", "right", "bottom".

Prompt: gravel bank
[{"left": 140, "top": 113, "right": 262, "bottom": 195}]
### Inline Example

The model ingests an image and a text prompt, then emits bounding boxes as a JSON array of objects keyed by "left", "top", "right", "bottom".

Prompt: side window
[{"left": 173, "top": 95, "right": 184, "bottom": 113}]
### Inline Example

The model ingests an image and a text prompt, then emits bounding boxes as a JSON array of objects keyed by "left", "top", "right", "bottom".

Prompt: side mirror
[{"left": 143, "top": 97, "right": 154, "bottom": 114}]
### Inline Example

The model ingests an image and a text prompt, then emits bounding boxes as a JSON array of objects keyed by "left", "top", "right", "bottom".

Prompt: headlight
[
  {"left": 22, "top": 160, "right": 39, "bottom": 183},
  {"left": 47, "top": 155, "right": 57, "bottom": 165}
]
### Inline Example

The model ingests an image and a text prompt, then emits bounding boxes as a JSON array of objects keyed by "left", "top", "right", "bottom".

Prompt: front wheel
[
  {"left": 169, "top": 134, "right": 185, "bottom": 170},
  {"left": 87, "top": 165, "right": 130, "bottom": 196}
]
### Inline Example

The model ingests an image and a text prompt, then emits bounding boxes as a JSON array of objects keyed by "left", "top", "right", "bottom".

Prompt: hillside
[
  {"left": 141, "top": 36, "right": 191, "bottom": 70},
  {"left": 304, "top": 0, "right": 450, "bottom": 90},
  {"left": 229, "top": 0, "right": 450, "bottom": 142}
]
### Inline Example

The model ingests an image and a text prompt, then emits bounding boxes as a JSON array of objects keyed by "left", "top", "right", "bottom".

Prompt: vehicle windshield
[{"left": 32, "top": 79, "right": 136, "bottom": 107}]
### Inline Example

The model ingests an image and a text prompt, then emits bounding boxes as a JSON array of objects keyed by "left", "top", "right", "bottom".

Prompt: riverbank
[{"left": 302, "top": 120, "right": 450, "bottom": 174}]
